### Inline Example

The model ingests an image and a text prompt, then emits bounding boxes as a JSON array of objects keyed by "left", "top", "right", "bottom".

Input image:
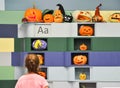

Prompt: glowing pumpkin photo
[
  {"left": 24, "top": 5, "right": 42, "bottom": 22},
  {"left": 79, "top": 43, "right": 88, "bottom": 51},
  {"left": 38, "top": 71, "right": 46, "bottom": 78},
  {"left": 73, "top": 55, "right": 87, "bottom": 65},
  {"left": 79, "top": 25, "right": 94, "bottom": 36},
  {"left": 79, "top": 73, "right": 87, "bottom": 80},
  {"left": 37, "top": 54, "right": 44, "bottom": 65},
  {"left": 53, "top": 10, "right": 63, "bottom": 23}
]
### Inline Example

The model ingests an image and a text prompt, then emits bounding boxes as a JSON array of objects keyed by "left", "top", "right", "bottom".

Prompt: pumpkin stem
[{"left": 33, "top": 2, "right": 36, "bottom": 9}]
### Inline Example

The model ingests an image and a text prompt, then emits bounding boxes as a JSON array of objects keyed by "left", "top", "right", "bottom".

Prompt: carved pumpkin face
[
  {"left": 109, "top": 13, "right": 120, "bottom": 22},
  {"left": 24, "top": 6, "right": 42, "bottom": 22},
  {"left": 79, "top": 73, "right": 87, "bottom": 80},
  {"left": 79, "top": 25, "right": 93, "bottom": 36},
  {"left": 54, "top": 10, "right": 63, "bottom": 23},
  {"left": 80, "top": 43, "right": 87, "bottom": 51},
  {"left": 43, "top": 14, "right": 54, "bottom": 23},
  {"left": 72, "top": 10, "right": 91, "bottom": 22},
  {"left": 37, "top": 54, "right": 44, "bottom": 65},
  {"left": 38, "top": 71, "right": 46, "bottom": 78},
  {"left": 73, "top": 55, "right": 87, "bottom": 65}
]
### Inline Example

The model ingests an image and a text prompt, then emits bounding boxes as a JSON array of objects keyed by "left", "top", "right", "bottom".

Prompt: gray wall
[{"left": 5, "top": 0, "right": 120, "bottom": 10}]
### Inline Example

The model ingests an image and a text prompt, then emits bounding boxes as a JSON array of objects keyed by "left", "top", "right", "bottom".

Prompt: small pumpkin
[
  {"left": 37, "top": 54, "right": 44, "bottom": 65},
  {"left": 79, "top": 73, "right": 87, "bottom": 80},
  {"left": 73, "top": 55, "right": 87, "bottom": 65},
  {"left": 38, "top": 71, "right": 46, "bottom": 78},
  {"left": 53, "top": 10, "right": 63, "bottom": 23},
  {"left": 79, "top": 25, "right": 94, "bottom": 36},
  {"left": 43, "top": 9, "right": 54, "bottom": 23},
  {"left": 109, "top": 13, "right": 120, "bottom": 22},
  {"left": 79, "top": 43, "right": 88, "bottom": 51},
  {"left": 24, "top": 5, "right": 42, "bottom": 22}
]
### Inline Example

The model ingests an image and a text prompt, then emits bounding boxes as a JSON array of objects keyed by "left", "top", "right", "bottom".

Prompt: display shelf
[
  {"left": 0, "top": 80, "right": 17, "bottom": 88},
  {"left": 14, "top": 38, "right": 67, "bottom": 52},
  {"left": 0, "top": 38, "right": 14, "bottom": 52},
  {"left": 12, "top": 52, "right": 65, "bottom": 66},
  {"left": 0, "top": 52, "right": 11, "bottom": 66},
  {"left": 0, "top": 24, "right": 18, "bottom": 38}
]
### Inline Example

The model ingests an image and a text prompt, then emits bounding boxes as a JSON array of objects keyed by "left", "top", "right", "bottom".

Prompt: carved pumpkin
[
  {"left": 43, "top": 14, "right": 54, "bottom": 23},
  {"left": 80, "top": 43, "right": 88, "bottom": 51},
  {"left": 37, "top": 54, "right": 44, "bottom": 65},
  {"left": 79, "top": 25, "right": 94, "bottom": 36},
  {"left": 109, "top": 13, "right": 120, "bottom": 22},
  {"left": 72, "top": 10, "right": 92, "bottom": 22},
  {"left": 38, "top": 71, "right": 46, "bottom": 78},
  {"left": 92, "top": 4, "right": 104, "bottom": 22},
  {"left": 24, "top": 5, "right": 42, "bottom": 22},
  {"left": 73, "top": 55, "right": 87, "bottom": 65},
  {"left": 79, "top": 73, "right": 87, "bottom": 80},
  {"left": 54, "top": 10, "right": 63, "bottom": 23}
]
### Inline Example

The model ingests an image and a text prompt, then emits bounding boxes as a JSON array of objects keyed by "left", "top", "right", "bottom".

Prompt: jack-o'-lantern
[
  {"left": 79, "top": 25, "right": 94, "bottom": 36},
  {"left": 38, "top": 71, "right": 46, "bottom": 78},
  {"left": 54, "top": 10, "right": 63, "bottom": 23},
  {"left": 42, "top": 9, "right": 54, "bottom": 23},
  {"left": 43, "top": 14, "right": 54, "bottom": 23},
  {"left": 73, "top": 55, "right": 87, "bottom": 65},
  {"left": 79, "top": 73, "right": 87, "bottom": 80},
  {"left": 37, "top": 54, "right": 44, "bottom": 65},
  {"left": 24, "top": 5, "right": 42, "bottom": 22},
  {"left": 80, "top": 43, "right": 88, "bottom": 51},
  {"left": 109, "top": 13, "right": 120, "bottom": 22},
  {"left": 72, "top": 10, "right": 92, "bottom": 22}
]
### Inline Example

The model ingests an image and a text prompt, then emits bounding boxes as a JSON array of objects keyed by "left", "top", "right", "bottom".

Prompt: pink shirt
[{"left": 15, "top": 73, "right": 48, "bottom": 88}]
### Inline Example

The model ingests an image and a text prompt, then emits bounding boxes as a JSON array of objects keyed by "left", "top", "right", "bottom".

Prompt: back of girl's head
[{"left": 25, "top": 54, "right": 40, "bottom": 73}]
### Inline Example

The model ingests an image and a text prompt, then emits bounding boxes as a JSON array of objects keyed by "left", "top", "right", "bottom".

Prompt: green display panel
[
  {"left": 0, "top": 11, "right": 24, "bottom": 24},
  {"left": 0, "top": 66, "right": 14, "bottom": 80},
  {"left": 24, "top": 38, "right": 67, "bottom": 51},
  {"left": 92, "top": 37, "right": 120, "bottom": 51},
  {"left": 0, "top": 80, "right": 17, "bottom": 88},
  {"left": 14, "top": 38, "right": 24, "bottom": 52}
]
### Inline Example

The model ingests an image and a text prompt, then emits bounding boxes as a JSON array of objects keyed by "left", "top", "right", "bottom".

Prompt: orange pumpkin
[
  {"left": 38, "top": 71, "right": 46, "bottom": 78},
  {"left": 73, "top": 55, "right": 87, "bottom": 65},
  {"left": 79, "top": 73, "right": 87, "bottom": 80},
  {"left": 109, "top": 13, "right": 120, "bottom": 22},
  {"left": 79, "top": 43, "right": 88, "bottom": 51},
  {"left": 79, "top": 25, "right": 93, "bottom": 36},
  {"left": 37, "top": 54, "right": 44, "bottom": 65},
  {"left": 43, "top": 14, "right": 54, "bottom": 23},
  {"left": 54, "top": 10, "right": 63, "bottom": 23},
  {"left": 24, "top": 5, "right": 42, "bottom": 22}
]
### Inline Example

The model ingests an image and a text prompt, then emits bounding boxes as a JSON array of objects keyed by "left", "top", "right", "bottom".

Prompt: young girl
[{"left": 15, "top": 54, "right": 48, "bottom": 88}]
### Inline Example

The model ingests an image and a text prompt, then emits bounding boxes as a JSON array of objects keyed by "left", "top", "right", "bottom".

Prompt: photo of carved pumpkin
[
  {"left": 109, "top": 13, "right": 120, "bottom": 22},
  {"left": 53, "top": 10, "right": 63, "bottom": 23},
  {"left": 79, "top": 73, "right": 87, "bottom": 80},
  {"left": 79, "top": 43, "right": 88, "bottom": 51},
  {"left": 79, "top": 25, "right": 94, "bottom": 36},
  {"left": 38, "top": 71, "right": 46, "bottom": 78},
  {"left": 73, "top": 55, "right": 87, "bottom": 65},
  {"left": 37, "top": 54, "right": 44, "bottom": 65},
  {"left": 24, "top": 5, "right": 42, "bottom": 22},
  {"left": 72, "top": 10, "right": 92, "bottom": 22}
]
